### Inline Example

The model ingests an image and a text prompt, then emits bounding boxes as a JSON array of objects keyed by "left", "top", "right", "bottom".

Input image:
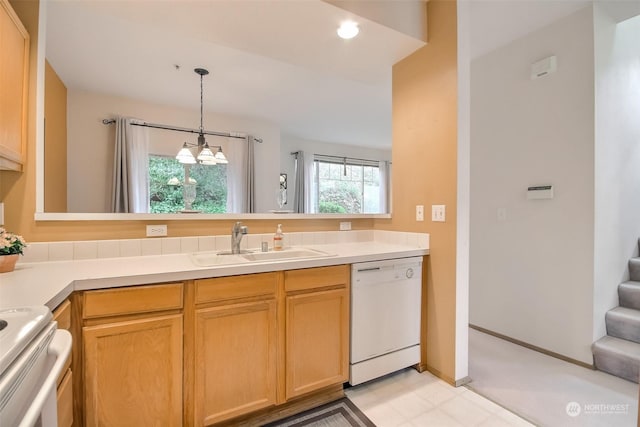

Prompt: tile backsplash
[{"left": 20, "top": 230, "right": 429, "bottom": 263}]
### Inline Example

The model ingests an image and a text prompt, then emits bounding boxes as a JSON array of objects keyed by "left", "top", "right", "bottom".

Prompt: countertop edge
[{"left": 0, "top": 243, "right": 429, "bottom": 310}]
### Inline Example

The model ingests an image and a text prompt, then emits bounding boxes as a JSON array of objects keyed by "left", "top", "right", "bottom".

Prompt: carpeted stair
[{"left": 592, "top": 239, "right": 640, "bottom": 383}]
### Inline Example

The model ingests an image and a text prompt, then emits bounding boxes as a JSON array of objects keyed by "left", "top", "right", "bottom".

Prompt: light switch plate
[
  {"left": 432, "top": 205, "right": 446, "bottom": 222},
  {"left": 416, "top": 205, "right": 424, "bottom": 221}
]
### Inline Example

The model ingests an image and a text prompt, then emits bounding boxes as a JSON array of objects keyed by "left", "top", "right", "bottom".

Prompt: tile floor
[{"left": 345, "top": 368, "right": 533, "bottom": 427}]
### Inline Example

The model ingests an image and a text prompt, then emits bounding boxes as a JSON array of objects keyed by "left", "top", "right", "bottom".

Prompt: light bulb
[{"left": 337, "top": 21, "right": 359, "bottom": 39}]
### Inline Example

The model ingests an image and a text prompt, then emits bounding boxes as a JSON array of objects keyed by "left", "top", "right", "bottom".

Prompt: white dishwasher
[{"left": 350, "top": 256, "right": 422, "bottom": 385}]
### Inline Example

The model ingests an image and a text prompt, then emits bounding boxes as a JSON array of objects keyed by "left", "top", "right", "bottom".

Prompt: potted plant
[{"left": 0, "top": 228, "right": 26, "bottom": 273}]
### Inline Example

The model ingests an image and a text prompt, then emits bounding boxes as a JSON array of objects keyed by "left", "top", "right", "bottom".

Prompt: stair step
[
  {"left": 606, "top": 307, "right": 640, "bottom": 343},
  {"left": 630, "top": 258, "right": 640, "bottom": 282},
  {"left": 592, "top": 336, "right": 640, "bottom": 383},
  {"left": 619, "top": 281, "right": 640, "bottom": 310}
]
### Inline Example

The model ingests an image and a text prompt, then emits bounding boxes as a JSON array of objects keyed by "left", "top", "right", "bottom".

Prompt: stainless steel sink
[
  {"left": 241, "top": 247, "right": 333, "bottom": 262},
  {"left": 190, "top": 247, "right": 333, "bottom": 267}
]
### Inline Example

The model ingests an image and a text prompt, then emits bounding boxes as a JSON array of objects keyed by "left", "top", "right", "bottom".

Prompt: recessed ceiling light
[{"left": 337, "top": 21, "right": 359, "bottom": 39}]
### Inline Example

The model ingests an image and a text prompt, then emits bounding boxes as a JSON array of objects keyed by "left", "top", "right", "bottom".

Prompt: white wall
[
  {"left": 66, "top": 90, "right": 280, "bottom": 213},
  {"left": 592, "top": 10, "right": 640, "bottom": 340},
  {"left": 469, "top": 7, "right": 596, "bottom": 364},
  {"left": 456, "top": 0, "right": 471, "bottom": 383},
  {"left": 279, "top": 133, "right": 391, "bottom": 211}
]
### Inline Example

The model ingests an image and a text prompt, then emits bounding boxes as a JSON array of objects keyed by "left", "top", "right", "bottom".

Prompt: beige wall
[
  {"left": 63, "top": 89, "right": 282, "bottom": 213},
  {"left": 380, "top": 0, "right": 458, "bottom": 383},
  {"left": 44, "top": 59, "right": 67, "bottom": 212}
]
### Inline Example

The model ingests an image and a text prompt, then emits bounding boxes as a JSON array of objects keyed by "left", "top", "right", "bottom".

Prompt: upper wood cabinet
[{"left": 0, "top": 0, "right": 29, "bottom": 171}]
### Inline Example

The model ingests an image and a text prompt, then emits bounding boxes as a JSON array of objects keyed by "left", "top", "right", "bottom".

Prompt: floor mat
[{"left": 263, "top": 397, "right": 376, "bottom": 427}]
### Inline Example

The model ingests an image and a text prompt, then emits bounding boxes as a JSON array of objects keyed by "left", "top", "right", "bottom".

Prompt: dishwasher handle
[
  {"left": 19, "top": 329, "right": 72, "bottom": 427},
  {"left": 355, "top": 267, "right": 381, "bottom": 273}
]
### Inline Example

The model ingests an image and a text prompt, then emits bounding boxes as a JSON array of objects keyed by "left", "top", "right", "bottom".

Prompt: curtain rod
[
  {"left": 102, "top": 119, "right": 263, "bottom": 143},
  {"left": 309, "top": 153, "right": 383, "bottom": 164}
]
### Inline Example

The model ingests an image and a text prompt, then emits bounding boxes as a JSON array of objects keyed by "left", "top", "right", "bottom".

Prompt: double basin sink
[{"left": 190, "top": 247, "right": 335, "bottom": 267}]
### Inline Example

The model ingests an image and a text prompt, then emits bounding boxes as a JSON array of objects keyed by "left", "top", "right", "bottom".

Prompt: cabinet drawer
[
  {"left": 284, "top": 265, "right": 349, "bottom": 293},
  {"left": 195, "top": 273, "right": 277, "bottom": 305},
  {"left": 56, "top": 369, "right": 73, "bottom": 427},
  {"left": 83, "top": 283, "right": 183, "bottom": 319},
  {"left": 53, "top": 299, "right": 71, "bottom": 330}
]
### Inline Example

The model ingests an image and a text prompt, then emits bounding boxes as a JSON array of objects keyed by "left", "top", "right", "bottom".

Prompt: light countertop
[{"left": 0, "top": 242, "right": 428, "bottom": 310}]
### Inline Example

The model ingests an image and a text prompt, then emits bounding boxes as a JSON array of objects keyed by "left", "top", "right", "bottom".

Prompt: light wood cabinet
[
  {"left": 56, "top": 369, "right": 74, "bottom": 427},
  {"left": 72, "top": 267, "right": 351, "bottom": 426},
  {"left": 79, "top": 283, "right": 184, "bottom": 427},
  {"left": 192, "top": 273, "right": 278, "bottom": 426},
  {"left": 194, "top": 300, "right": 277, "bottom": 425},
  {"left": 83, "top": 314, "right": 183, "bottom": 426},
  {"left": 0, "top": 0, "right": 29, "bottom": 171},
  {"left": 284, "top": 266, "right": 350, "bottom": 400},
  {"left": 53, "top": 299, "right": 73, "bottom": 427}
]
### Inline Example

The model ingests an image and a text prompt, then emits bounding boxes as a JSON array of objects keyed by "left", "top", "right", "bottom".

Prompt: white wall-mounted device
[
  {"left": 527, "top": 185, "right": 554, "bottom": 200},
  {"left": 531, "top": 55, "right": 557, "bottom": 80}
]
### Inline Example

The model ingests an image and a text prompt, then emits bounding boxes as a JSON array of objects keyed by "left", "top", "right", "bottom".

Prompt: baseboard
[
  {"left": 424, "top": 364, "right": 456, "bottom": 386},
  {"left": 455, "top": 376, "right": 471, "bottom": 387},
  {"left": 469, "top": 324, "right": 595, "bottom": 370}
]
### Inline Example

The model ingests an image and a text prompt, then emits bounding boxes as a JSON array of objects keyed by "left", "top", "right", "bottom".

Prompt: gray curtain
[
  {"left": 245, "top": 135, "right": 256, "bottom": 213},
  {"left": 111, "top": 117, "right": 149, "bottom": 213},
  {"left": 293, "top": 151, "right": 305, "bottom": 213}
]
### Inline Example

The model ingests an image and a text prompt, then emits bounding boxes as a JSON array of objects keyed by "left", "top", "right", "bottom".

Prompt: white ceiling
[
  {"left": 45, "top": 0, "right": 426, "bottom": 149},
  {"left": 45, "top": 0, "right": 596, "bottom": 150}
]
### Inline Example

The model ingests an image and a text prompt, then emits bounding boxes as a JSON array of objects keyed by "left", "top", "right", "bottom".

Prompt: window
[
  {"left": 148, "top": 155, "right": 227, "bottom": 213},
  {"left": 314, "top": 155, "right": 388, "bottom": 214}
]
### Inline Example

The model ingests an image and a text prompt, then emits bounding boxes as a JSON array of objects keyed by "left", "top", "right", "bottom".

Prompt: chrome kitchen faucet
[{"left": 231, "top": 222, "right": 248, "bottom": 254}]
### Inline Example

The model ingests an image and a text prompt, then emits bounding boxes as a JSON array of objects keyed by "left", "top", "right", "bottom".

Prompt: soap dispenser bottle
[{"left": 273, "top": 224, "right": 284, "bottom": 251}]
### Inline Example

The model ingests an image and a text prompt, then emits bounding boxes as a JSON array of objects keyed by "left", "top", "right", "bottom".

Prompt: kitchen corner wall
[
  {"left": 379, "top": 1, "right": 459, "bottom": 383},
  {"left": 469, "top": 6, "right": 596, "bottom": 364}
]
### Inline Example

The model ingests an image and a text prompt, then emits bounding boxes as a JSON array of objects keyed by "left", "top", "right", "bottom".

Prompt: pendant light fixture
[{"left": 176, "top": 67, "right": 227, "bottom": 165}]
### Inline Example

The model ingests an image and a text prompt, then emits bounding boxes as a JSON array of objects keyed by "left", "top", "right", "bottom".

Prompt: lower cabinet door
[
  {"left": 83, "top": 314, "right": 183, "bottom": 427},
  {"left": 285, "top": 288, "right": 349, "bottom": 400},
  {"left": 56, "top": 369, "right": 73, "bottom": 427},
  {"left": 194, "top": 300, "right": 277, "bottom": 426}
]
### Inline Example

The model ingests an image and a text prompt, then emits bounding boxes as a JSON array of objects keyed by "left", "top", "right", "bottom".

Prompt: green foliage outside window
[
  {"left": 316, "top": 162, "right": 380, "bottom": 214},
  {"left": 148, "top": 156, "right": 227, "bottom": 213}
]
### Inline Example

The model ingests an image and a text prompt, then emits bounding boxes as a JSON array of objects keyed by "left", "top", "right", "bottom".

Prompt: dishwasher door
[{"left": 351, "top": 257, "right": 422, "bottom": 364}]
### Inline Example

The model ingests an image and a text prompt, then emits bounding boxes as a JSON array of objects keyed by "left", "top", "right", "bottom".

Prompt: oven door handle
[{"left": 19, "top": 329, "right": 72, "bottom": 427}]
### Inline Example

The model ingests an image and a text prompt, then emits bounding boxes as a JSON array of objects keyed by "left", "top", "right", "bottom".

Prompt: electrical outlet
[
  {"left": 339, "top": 221, "right": 352, "bottom": 231},
  {"left": 432, "top": 205, "right": 446, "bottom": 222},
  {"left": 146, "top": 225, "right": 167, "bottom": 237},
  {"left": 416, "top": 205, "right": 424, "bottom": 221}
]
